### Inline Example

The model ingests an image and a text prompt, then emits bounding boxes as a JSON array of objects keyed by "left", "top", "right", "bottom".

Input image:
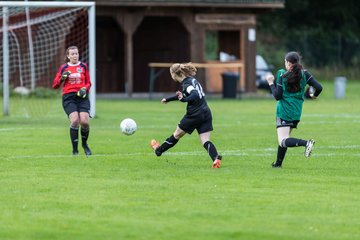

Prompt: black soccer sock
[
  {"left": 276, "top": 145, "right": 287, "bottom": 165},
  {"left": 157, "top": 135, "right": 179, "bottom": 155},
  {"left": 70, "top": 126, "right": 79, "bottom": 152},
  {"left": 203, "top": 141, "right": 219, "bottom": 161},
  {"left": 81, "top": 126, "right": 89, "bottom": 146},
  {"left": 283, "top": 138, "right": 307, "bottom": 147}
]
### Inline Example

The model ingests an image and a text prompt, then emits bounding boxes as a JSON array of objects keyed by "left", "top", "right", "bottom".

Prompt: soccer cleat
[
  {"left": 212, "top": 155, "right": 222, "bottom": 168},
  {"left": 271, "top": 162, "right": 282, "bottom": 168},
  {"left": 150, "top": 139, "right": 160, "bottom": 150},
  {"left": 82, "top": 143, "right": 92, "bottom": 156},
  {"left": 304, "top": 139, "right": 315, "bottom": 158},
  {"left": 150, "top": 139, "right": 162, "bottom": 156},
  {"left": 72, "top": 150, "right": 79, "bottom": 156}
]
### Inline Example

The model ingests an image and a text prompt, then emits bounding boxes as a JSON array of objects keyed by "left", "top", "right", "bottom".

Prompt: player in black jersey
[{"left": 150, "top": 62, "right": 222, "bottom": 168}]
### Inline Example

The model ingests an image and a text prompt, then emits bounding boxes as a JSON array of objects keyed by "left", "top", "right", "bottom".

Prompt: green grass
[{"left": 1, "top": 81, "right": 360, "bottom": 240}]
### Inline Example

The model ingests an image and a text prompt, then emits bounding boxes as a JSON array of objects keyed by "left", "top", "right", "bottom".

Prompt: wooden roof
[{"left": 95, "top": 0, "right": 285, "bottom": 8}]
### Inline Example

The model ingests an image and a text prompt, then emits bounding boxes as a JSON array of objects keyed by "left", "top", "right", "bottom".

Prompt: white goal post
[{"left": 1, "top": 1, "right": 96, "bottom": 117}]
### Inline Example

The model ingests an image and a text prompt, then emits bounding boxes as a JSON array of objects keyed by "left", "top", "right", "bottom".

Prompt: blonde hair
[
  {"left": 170, "top": 62, "right": 197, "bottom": 77},
  {"left": 64, "top": 46, "right": 78, "bottom": 63}
]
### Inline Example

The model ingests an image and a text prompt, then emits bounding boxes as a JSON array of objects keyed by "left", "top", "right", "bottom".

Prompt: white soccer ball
[
  {"left": 120, "top": 118, "right": 137, "bottom": 135},
  {"left": 13, "top": 86, "right": 30, "bottom": 96}
]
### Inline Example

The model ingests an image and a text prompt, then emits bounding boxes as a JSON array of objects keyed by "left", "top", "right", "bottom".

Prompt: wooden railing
[{"left": 148, "top": 62, "right": 243, "bottom": 99}]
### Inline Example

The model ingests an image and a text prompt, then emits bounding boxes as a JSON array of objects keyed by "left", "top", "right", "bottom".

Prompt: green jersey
[{"left": 275, "top": 69, "right": 307, "bottom": 121}]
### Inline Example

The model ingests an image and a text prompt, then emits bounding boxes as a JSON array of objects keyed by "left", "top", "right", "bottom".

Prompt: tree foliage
[{"left": 257, "top": 0, "right": 360, "bottom": 68}]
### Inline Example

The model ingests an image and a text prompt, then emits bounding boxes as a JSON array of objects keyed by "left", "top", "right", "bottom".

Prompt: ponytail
[
  {"left": 284, "top": 51, "right": 303, "bottom": 93},
  {"left": 285, "top": 63, "right": 303, "bottom": 93}
]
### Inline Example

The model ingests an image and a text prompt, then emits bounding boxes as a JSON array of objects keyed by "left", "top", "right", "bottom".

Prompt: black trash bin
[{"left": 221, "top": 72, "right": 239, "bottom": 98}]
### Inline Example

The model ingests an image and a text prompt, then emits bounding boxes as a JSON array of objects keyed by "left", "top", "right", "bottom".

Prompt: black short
[
  {"left": 276, "top": 117, "right": 299, "bottom": 128},
  {"left": 178, "top": 109, "right": 213, "bottom": 134},
  {"left": 62, "top": 92, "right": 90, "bottom": 116}
]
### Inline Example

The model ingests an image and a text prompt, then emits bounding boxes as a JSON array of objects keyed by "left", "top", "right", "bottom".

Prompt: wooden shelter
[{"left": 95, "top": 0, "right": 284, "bottom": 95}]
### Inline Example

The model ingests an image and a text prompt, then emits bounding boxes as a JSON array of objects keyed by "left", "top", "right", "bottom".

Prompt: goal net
[{"left": 0, "top": 1, "right": 95, "bottom": 118}]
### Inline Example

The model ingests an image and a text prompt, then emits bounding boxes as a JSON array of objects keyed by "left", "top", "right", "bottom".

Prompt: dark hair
[{"left": 284, "top": 51, "right": 303, "bottom": 93}]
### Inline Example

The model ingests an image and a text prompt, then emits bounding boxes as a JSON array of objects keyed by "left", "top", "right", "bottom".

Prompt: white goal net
[{"left": 0, "top": 1, "right": 95, "bottom": 118}]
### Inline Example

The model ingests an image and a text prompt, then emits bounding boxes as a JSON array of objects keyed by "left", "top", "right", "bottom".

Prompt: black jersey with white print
[{"left": 181, "top": 77, "right": 209, "bottom": 116}]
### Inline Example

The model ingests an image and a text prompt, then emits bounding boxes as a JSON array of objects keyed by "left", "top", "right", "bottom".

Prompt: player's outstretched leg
[{"left": 150, "top": 135, "right": 179, "bottom": 157}]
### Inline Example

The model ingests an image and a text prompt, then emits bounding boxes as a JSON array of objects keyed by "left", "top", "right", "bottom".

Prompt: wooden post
[
  {"left": 115, "top": 12, "right": 143, "bottom": 96},
  {"left": 243, "top": 26, "right": 257, "bottom": 92},
  {"left": 179, "top": 13, "right": 206, "bottom": 87}
]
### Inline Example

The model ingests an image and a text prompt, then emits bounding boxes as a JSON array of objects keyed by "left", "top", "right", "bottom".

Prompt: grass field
[{"left": 1, "top": 81, "right": 360, "bottom": 240}]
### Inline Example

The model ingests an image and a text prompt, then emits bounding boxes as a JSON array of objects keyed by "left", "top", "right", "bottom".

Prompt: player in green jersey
[{"left": 266, "top": 52, "right": 323, "bottom": 168}]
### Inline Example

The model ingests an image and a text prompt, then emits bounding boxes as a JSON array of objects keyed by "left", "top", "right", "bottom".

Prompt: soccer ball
[
  {"left": 13, "top": 86, "right": 30, "bottom": 96},
  {"left": 120, "top": 118, "right": 137, "bottom": 135}
]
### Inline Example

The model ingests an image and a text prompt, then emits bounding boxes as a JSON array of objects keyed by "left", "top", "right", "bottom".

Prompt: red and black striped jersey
[{"left": 52, "top": 61, "right": 91, "bottom": 95}]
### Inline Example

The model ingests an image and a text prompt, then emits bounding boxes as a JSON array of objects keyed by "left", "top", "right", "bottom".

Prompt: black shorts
[
  {"left": 62, "top": 92, "right": 90, "bottom": 116},
  {"left": 276, "top": 117, "right": 299, "bottom": 128},
  {"left": 178, "top": 109, "right": 213, "bottom": 134}
]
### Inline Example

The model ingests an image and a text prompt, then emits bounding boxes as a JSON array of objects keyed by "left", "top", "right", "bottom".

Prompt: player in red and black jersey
[
  {"left": 150, "top": 62, "right": 222, "bottom": 168},
  {"left": 52, "top": 46, "right": 92, "bottom": 156}
]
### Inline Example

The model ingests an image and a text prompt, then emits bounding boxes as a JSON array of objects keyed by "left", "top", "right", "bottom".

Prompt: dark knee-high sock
[
  {"left": 157, "top": 135, "right": 179, "bottom": 155},
  {"left": 276, "top": 146, "right": 287, "bottom": 165},
  {"left": 70, "top": 126, "right": 79, "bottom": 151},
  {"left": 81, "top": 126, "right": 89, "bottom": 146},
  {"left": 283, "top": 138, "right": 307, "bottom": 147},
  {"left": 203, "top": 141, "right": 220, "bottom": 161}
]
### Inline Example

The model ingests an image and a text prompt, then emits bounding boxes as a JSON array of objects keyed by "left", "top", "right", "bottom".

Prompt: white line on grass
[
  {"left": 317, "top": 145, "right": 360, "bottom": 149},
  {"left": 3, "top": 145, "right": 359, "bottom": 160},
  {"left": 0, "top": 125, "right": 175, "bottom": 132},
  {"left": 303, "top": 113, "right": 360, "bottom": 118}
]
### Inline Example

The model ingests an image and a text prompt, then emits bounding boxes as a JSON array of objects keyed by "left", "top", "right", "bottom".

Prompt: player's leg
[
  {"left": 280, "top": 122, "right": 314, "bottom": 157},
  {"left": 273, "top": 126, "right": 290, "bottom": 167},
  {"left": 199, "top": 131, "right": 222, "bottom": 168},
  {"left": 151, "top": 115, "right": 193, "bottom": 156},
  {"left": 69, "top": 111, "right": 80, "bottom": 155},
  {"left": 63, "top": 93, "right": 80, "bottom": 155},
  {"left": 79, "top": 111, "right": 91, "bottom": 155},
  {"left": 197, "top": 111, "right": 221, "bottom": 168},
  {"left": 151, "top": 126, "right": 186, "bottom": 156},
  {"left": 275, "top": 122, "right": 315, "bottom": 167},
  {"left": 278, "top": 120, "right": 307, "bottom": 148}
]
